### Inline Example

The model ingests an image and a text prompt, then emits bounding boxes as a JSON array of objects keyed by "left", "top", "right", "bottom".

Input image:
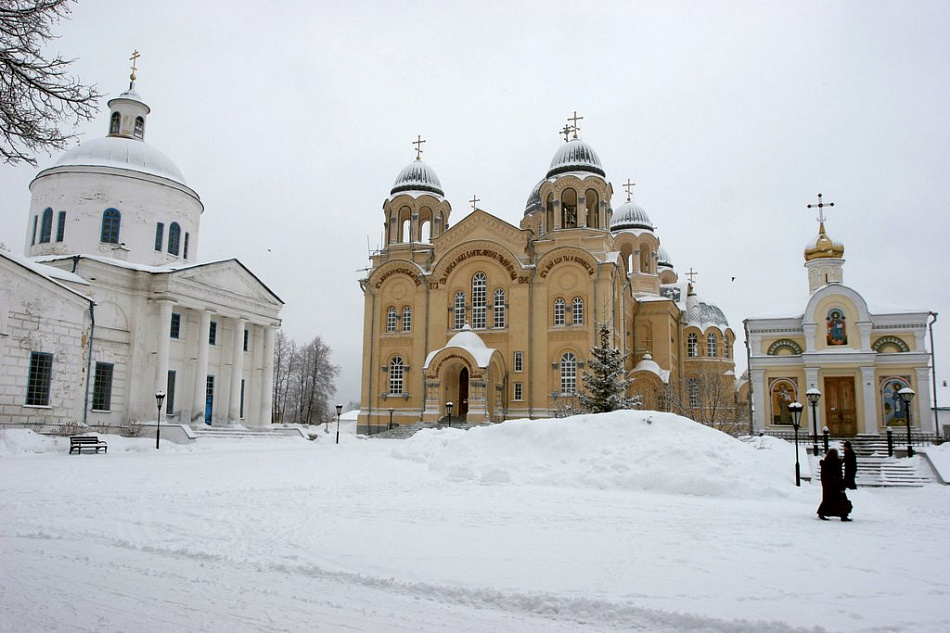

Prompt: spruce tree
[{"left": 579, "top": 322, "right": 640, "bottom": 413}]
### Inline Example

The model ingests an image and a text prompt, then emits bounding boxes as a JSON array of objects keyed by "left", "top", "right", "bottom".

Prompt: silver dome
[
  {"left": 610, "top": 200, "right": 653, "bottom": 231},
  {"left": 391, "top": 160, "right": 444, "bottom": 197},
  {"left": 51, "top": 136, "right": 186, "bottom": 185},
  {"left": 546, "top": 139, "right": 605, "bottom": 179},
  {"left": 657, "top": 246, "right": 673, "bottom": 269},
  {"left": 524, "top": 179, "right": 543, "bottom": 216}
]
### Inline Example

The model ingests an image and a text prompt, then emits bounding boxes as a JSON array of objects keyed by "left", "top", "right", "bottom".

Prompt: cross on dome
[
  {"left": 686, "top": 267, "right": 698, "bottom": 284},
  {"left": 623, "top": 179, "right": 636, "bottom": 202},
  {"left": 567, "top": 111, "right": 583, "bottom": 139},
  {"left": 470, "top": 194, "right": 480, "bottom": 211},
  {"left": 412, "top": 135, "right": 426, "bottom": 161},
  {"left": 560, "top": 124, "right": 572, "bottom": 143},
  {"left": 129, "top": 50, "right": 140, "bottom": 88},
  {"left": 807, "top": 192, "right": 835, "bottom": 224}
]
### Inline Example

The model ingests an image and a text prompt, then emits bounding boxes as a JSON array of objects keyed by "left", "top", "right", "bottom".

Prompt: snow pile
[
  {"left": 0, "top": 429, "right": 67, "bottom": 456},
  {"left": 922, "top": 442, "right": 950, "bottom": 482},
  {"left": 391, "top": 410, "right": 795, "bottom": 498}
]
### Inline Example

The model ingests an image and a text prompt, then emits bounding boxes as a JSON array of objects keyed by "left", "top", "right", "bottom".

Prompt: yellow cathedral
[{"left": 358, "top": 121, "right": 737, "bottom": 433}]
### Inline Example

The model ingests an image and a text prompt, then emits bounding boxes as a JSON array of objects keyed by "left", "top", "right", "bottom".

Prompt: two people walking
[{"left": 817, "top": 441, "right": 857, "bottom": 522}]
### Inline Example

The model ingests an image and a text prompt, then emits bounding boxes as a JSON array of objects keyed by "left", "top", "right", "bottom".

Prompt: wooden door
[{"left": 824, "top": 377, "right": 857, "bottom": 436}]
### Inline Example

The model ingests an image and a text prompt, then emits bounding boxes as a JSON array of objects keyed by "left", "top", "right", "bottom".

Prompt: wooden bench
[{"left": 69, "top": 435, "right": 108, "bottom": 454}]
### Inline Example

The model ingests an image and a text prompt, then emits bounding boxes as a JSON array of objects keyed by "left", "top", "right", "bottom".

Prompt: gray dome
[
  {"left": 391, "top": 160, "right": 444, "bottom": 197},
  {"left": 657, "top": 246, "right": 673, "bottom": 269},
  {"left": 699, "top": 302, "right": 730, "bottom": 329},
  {"left": 524, "top": 179, "right": 543, "bottom": 216},
  {"left": 51, "top": 136, "right": 186, "bottom": 185},
  {"left": 546, "top": 139, "right": 605, "bottom": 179},
  {"left": 610, "top": 200, "right": 653, "bottom": 231}
]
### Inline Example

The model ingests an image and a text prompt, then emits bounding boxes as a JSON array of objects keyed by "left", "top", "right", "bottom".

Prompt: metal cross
[
  {"left": 560, "top": 124, "right": 572, "bottom": 142},
  {"left": 686, "top": 267, "right": 698, "bottom": 284},
  {"left": 413, "top": 135, "right": 426, "bottom": 160},
  {"left": 129, "top": 50, "right": 140, "bottom": 82},
  {"left": 806, "top": 192, "right": 834, "bottom": 224},
  {"left": 470, "top": 195, "right": 480, "bottom": 211},
  {"left": 623, "top": 179, "right": 636, "bottom": 202},
  {"left": 567, "top": 111, "right": 583, "bottom": 139}
]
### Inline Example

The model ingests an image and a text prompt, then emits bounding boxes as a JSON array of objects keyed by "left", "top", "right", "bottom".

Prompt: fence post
[
  {"left": 887, "top": 427, "right": 893, "bottom": 457},
  {"left": 822, "top": 427, "right": 829, "bottom": 453}
]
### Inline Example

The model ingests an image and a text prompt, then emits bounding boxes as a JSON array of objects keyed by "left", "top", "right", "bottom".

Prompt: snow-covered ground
[{"left": 2, "top": 411, "right": 948, "bottom": 633}]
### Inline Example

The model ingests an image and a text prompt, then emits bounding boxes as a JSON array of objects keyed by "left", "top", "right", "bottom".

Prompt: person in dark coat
[
  {"left": 817, "top": 448, "right": 852, "bottom": 521},
  {"left": 842, "top": 441, "right": 858, "bottom": 490}
]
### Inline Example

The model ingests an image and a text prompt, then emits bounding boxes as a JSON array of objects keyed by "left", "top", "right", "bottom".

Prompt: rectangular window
[
  {"left": 205, "top": 375, "right": 214, "bottom": 424},
  {"left": 26, "top": 352, "right": 53, "bottom": 406},
  {"left": 183, "top": 233, "right": 190, "bottom": 259},
  {"left": 56, "top": 211, "right": 66, "bottom": 242},
  {"left": 209, "top": 321, "right": 217, "bottom": 345},
  {"left": 92, "top": 362, "right": 114, "bottom": 411},
  {"left": 31, "top": 216, "right": 37, "bottom": 245},
  {"left": 154, "top": 222, "right": 164, "bottom": 251},
  {"left": 513, "top": 382, "right": 523, "bottom": 401},
  {"left": 243, "top": 329, "right": 249, "bottom": 352},
  {"left": 170, "top": 313, "right": 181, "bottom": 339},
  {"left": 166, "top": 370, "right": 176, "bottom": 415},
  {"left": 240, "top": 379, "right": 245, "bottom": 418},
  {"left": 513, "top": 351, "right": 524, "bottom": 373}
]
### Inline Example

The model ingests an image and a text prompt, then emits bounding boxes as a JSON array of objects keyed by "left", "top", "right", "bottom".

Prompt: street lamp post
[
  {"left": 806, "top": 388, "right": 821, "bottom": 456},
  {"left": 898, "top": 387, "right": 916, "bottom": 457},
  {"left": 445, "top": 401, "right": 453, "bottom": 428},
  {"left": 388, "top": 407, "right": 394, "bottom": 431},
  {"left": 154, "top": 391, "right": 166, "bottom": 450},
  {"left": 335, "top": 403, "right": 342, "bottom": 445},
  {"left": 788, "top": 401, "right": 804, "bottom": 487}
]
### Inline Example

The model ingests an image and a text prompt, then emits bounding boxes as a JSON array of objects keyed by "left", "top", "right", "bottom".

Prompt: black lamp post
[
  {"left": 154, "top": 391, "right": 166, "bottom": 450},
  {"left": 445, "top": 401, "right": 453, "bottom": 427},
  {"left": 335, "top": 403, "right": 342, "bottom": 445},
  {"left": 806, "top": 388, "right": 821, "bottom": 456},
  {"left": 788, "top": 401, "right": 804, "bottom": 487},
  {"left": 898, "top": 387, "right": 915, "bottom": 457},
  {"left": 388, "top": 407, "right": 394, "bottom": 431}
]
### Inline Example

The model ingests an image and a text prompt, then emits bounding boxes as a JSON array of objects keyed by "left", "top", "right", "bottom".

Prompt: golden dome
[{"left": 804, "top": 222, "right": 844, "bottom": 261}]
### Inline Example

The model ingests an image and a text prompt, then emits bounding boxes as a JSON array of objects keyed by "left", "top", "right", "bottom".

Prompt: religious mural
[
  {"left": 881, "top": 376, "right": 911, "bottom": 426},
  {"left": 826, "top": 308, "right": 847, "bottom": 345},
  {"left": 769, "top": 378, "right": 798, "bottom": 425}
]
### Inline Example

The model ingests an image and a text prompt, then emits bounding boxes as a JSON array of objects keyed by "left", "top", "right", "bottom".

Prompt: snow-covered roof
[
  {"left": 390, "top": 159, "right": 444, "bottom": 197},
  {"left": 1, "top": 250, "right": 92, "bottom": 303},
  {"left": 610, "top": 200, "right": 653, "bottom": 232},
  {"left": 631, "top": 353, "right": 670, "bottom": 383},
  {"left": 45, "top": 136, "right": 187, "bottom": 185},
  {"left": 424, "top": 325, "right": 496, "bottom": 368},
  {"left": 546, "top": 138, "right": 605, "bottom": 179}
]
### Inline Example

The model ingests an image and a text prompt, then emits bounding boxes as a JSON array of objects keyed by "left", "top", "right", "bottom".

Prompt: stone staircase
[
  {"left": 190, "top": 426, "right": 306, "bottom": 440},
  {"left": 371, "top": 419, "right": 477, "bottom": 439},
  {"left": 816, "top": 435, "right": 934, "bottom": 487}
]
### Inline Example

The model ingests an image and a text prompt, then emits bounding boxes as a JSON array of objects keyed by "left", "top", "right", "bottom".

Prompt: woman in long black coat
[
  {"left": 843, "top": 441, "right": 858, "bottom": 490},
  {"left": 817, "top": 448, "right": 852, "bottom": 521}
]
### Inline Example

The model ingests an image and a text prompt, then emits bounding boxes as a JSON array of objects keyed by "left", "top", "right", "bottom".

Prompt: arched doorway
[{"left": 458, "top": 367, "right": 469, "bottom": 418}]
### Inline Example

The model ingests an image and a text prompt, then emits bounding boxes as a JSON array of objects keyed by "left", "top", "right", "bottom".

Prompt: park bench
[{"left": 69, "top": 435, "right": 108, "bottom": 455}]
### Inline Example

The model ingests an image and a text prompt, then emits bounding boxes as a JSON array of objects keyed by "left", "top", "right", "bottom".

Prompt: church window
[
  {"left": 134, "top": 116, "right": 145, "bottom": 139},
  {"left": 183, "top": 233, "right": 190, "bottom": 259},
  {"left": 420, "top": 220, "right": 431, "bottom": 242},
  {"left": 572, "top": 297, "right": 584, "bottom": 325},
  {"left": 724, "top": 338, "right": 731, "bottom": 358},
  {"left": 402, "top": 307, "right": 412, "bottom": 332},
  {"left": 100, "top": 208, "right": 121, "bottom": 244},
  {"left": 39, "top": 208, "right": 53, "bottom": 243},
  {"left": 554, "top": 298, "right": 566, "bottom": 326},
  {"left": 402, "top": 219, "right": 411, "bottom": 243},
  {"left": 687, "top": 333, "right": 698, "bottom": 357},
  {"left": 537, "top": 221, "right": 542, "bottom": 236},
  {"left": 454, "top": 291, "right": 466, "bottom": 329},
  {"left": 560, "top": 352, "right": 577, "bottom": 394},
  {"left": 472, "top": 273, "right": 487, "bottom": 329},
  {"left": 707, "top": 333, "right": 718, "bottom": 357},
  {"left": 92, "top": 362, "right": 114, "bottom": 411},
  {"left": 110, "top": 112, "right": 120, "bottom": 134},
  {"left": 243, "top": 329, "right": 249, "bottom": 352},
  {"left": 168, "top": 222, "right": 181, "bottom": 256},
  {"left": 25, "top": 352, "right": 53, "bottom": 406},
  {"left": 513, "top": 382, "right": 523, "bottom": 401},
  {"left": 386, "top": 307, "right": 397, "bottom": 333},
  {"left": 155, "top": 223, "right": 165, "bottom": 251},
  {"left": 493, "top": 289, "right": 506, "bottom": 328},
  {"left": 585, "top": 189, "right": 599, "bottom": 228},
  {"left": 170, "top": 313, "right": 181, "bottom": 339},
  {"left": 513, "top": 351, "right": 524, "bottom": 373},
  {"left": 56, "top": 211, "right": 66, "bottom": 242},
  {"left": 688, "top": 378, "right": 699, "bottom": 409},
  {"left": 389, "top": 356, "right": 404, "bottom": 394},
  {"left": 561, "top": 189, "right": 578, "bottom": 228},
  {"left": 166, "top": 370, "right": 176, "bottom": 414},
  {"left": 209, "top": 320, "right": 217, "bottom": 345},
  {"left": 31, "top": 216, "right": 37, "bottom": 245}
]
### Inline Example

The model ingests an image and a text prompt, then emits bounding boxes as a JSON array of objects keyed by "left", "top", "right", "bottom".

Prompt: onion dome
[
  {"left": 51, "top": 136, "right": 187, "bottom": 185},
  {"left": 546, "top": 138, "right": 606, "bottom": 179},
  {"left": 610, "top": 200, "right": 653, "bottom": 231},
  {"left": 687, "top": 299, "right": 730, "bottom": 330},
  {"left": 524, "top": 179, "right": 543, "bottom": 216},
  {"left": 657, "top": 246, "right": 673, "bottom": 269},
  {"left": 804, "top": 222, "right": 844, "bottom": 261},
  {"left": 391, "top": 159, "right": 444, "bottom": 197}
]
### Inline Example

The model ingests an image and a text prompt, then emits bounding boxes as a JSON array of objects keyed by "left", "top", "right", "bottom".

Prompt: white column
[
  {"left": 192, "top": 310, "right": 211, "bottom": 424},
  {"left": 858, "top": 322, "right": 872, "bottom": 351},
  {"left": 228, "top": 317, "right": 246, "bottom": 424},
  {"left": 259, "top": 325, "right": 276, "bottom": 427},
  {"left": 860, "top": 366, "right": 878, "bottom": 434},
  {"left": 155, "top": 300, "right": 174, "bottom": 395},
  {"left": 803, "top": 323, "right": 817, "bottom": 352},
  {"left": 750, "top": 369, "right": 766, "bottom": 432},
  {"left": 915, "top": 366, "right": 934, "bottom": 433}
]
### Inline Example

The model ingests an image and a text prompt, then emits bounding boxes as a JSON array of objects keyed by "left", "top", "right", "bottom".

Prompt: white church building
[{"left": 0, "top": 69, "right": 282, "bottom": 436}]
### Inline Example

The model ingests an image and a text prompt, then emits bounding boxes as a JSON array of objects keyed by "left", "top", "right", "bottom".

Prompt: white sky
[{"left": 1, "top": 1, "right": 948, "bottom": 408}]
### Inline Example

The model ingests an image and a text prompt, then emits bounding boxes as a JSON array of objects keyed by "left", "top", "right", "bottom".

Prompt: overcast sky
[{"left": 2, "top": 0, "right": 948, "bottom": 411}]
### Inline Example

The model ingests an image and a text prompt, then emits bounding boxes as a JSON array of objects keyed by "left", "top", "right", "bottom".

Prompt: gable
[
  {"left": 168, "top": 259, "right": 283, "bottom": 308},
  {"left": 436, "top": 210, "right": 528, "bottom": 255}
]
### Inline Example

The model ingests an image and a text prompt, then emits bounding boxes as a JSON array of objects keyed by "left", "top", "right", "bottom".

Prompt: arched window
[
  {"left": 724, "top": 338, "right": 731, "bottom": 358},
  {"left": 168, "top": 222, "right": 181, "bottom": 255},
  {"left": 39, "top": 208, "right": 53, "bottom": 243},
  {"left": 454, "top": 291, "right": 466, "bottom": 329},
  {"left": 110, "top": 112, "right": 120, "bottom": 134},
  {"left": 687, "top": 333, "right": 698, "bottom": 357},
  {"left": 707, "top": 333, "right": 718, "bottom": 357},
  {"left": 386, "top": 307, "right": 397, "bottom": 333},
  {"left": 554, "top": 298, "right": 566, "bottom": 326},
  {"left": 585, "top": 188, "right": 599, "bottom": 228},
  {"left": 572, "top": 297, "right": 584, "bottom": 325},
  {"left": 100, "top": 208, "right": 121, "bottom": 244},
  {"left": 402, "top": 307, "right": 412, "bottom": 332},
  {"left": 389, "top": 356, "right": 404, "bottom": 394},
  {"left": 134, "top": 116, "right": 145, "bottom": 139},
  {"left": 561, "top": 188, "right": 578, "bottom": 228},
  {"left": 402, "top": 219, "right": 411, "bottom": 243},
  {"left": 560, "top": 352, "right": 577, "bottom": 394},
  {"left": 640, "top": 249, "right": 652, "bottom": 274},
  {"left": 493, "top": 289, "right": 506, "bottom": 328},
  {"left": 471, "top": 273, "right": 487, "bottom": 329}
]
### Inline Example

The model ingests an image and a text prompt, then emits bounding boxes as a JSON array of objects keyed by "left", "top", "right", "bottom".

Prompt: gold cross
[
  {"left": 686, "top": 267, "right": 698, "bottom": 284},
  {"left": 560, "top": 124, "right": 572, "bottom": 142},
  {"left": 129, "top": 50, "right": 140, "bottom": 82},
  {"left": 567, "top": 111, "right": 583, "bottom": 138},
  {"left": 623, "top": 179, "right": 636, "bottom": 202},
  {"left": 470, "top": 195, "right": 480, "bottom": 211},
  {"left": 806, "top": 192, "right": 835, "bottom": 224},
  {"left": 413, "top": 135, "right": 426, "bottom": 160}
]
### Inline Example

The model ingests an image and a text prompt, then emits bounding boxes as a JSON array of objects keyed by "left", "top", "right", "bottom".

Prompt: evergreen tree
[{"left": 579, "top": 322, "right": 640, "bottom": 413}]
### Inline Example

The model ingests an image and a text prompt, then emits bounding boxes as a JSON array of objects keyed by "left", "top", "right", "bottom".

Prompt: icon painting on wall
[{"left": 827, "top": 309, "right": 847, "bottom": 345}]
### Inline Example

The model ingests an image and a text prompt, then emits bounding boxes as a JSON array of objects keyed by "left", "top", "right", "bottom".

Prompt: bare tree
[
  {"left": 271, "top": 329, "right": 295, "bottom": 424},
  {"left": 662, "top": 364, "right": 744, "bottom": 434},
  {"left": 1, "top": 0, "right": 101, "bottom": 165},
  {"left": 272, "top": 332, "right": 339, "bottom": 426}
]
